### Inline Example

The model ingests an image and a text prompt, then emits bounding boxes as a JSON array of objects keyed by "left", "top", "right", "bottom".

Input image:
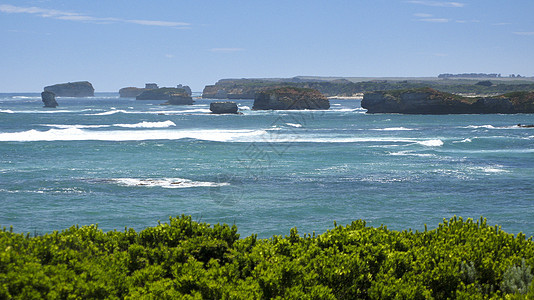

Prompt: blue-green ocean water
[{"left": 1, "top": 93, "right": 533, "bottom": 238}]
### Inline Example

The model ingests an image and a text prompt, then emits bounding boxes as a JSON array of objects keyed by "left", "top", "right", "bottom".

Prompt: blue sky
[{"left": 1, "top": 0, "right": 533, "bottom": 92}]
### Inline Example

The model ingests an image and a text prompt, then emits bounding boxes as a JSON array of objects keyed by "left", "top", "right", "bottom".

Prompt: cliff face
[
  {"left": 361, "top": 88, "right": 534, "bottom": 114},
  {"left": 44, "top": 81, "right": 94, "bottom": 97},
  {"left": 202, "top": 84, "right": 258, "bottom": 99},
  {"left": 253, "top": 87, "right": 330, "bottom": 110},
  {"left": 165, "top": 93, "right": 193, "bottom": 105},
  {"left": 119, "top": 87, "right": 146, "bottom": 98},
  {"left": 136, "top": 88, "right": 189, "bottom": 100}
]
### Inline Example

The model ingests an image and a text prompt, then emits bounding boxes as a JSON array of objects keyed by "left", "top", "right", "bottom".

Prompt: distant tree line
[
  {"left": 439, "top": 73, "right": 502, "bottom": 78},
  {"left": 439, "top": 73, "right": 527, "bottom": 79}
]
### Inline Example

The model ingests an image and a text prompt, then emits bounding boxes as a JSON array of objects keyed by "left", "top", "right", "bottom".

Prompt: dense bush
[{"left": 1, "top": 216, "right": 534, "bottom": 299}]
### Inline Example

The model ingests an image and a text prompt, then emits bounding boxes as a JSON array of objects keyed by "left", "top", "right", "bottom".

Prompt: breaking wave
[{"left": 107, "top": 178, "right": 229, "bottom": 189}]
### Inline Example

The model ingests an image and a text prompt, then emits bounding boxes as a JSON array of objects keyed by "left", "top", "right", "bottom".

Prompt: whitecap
[
  {"left": 453, "top": 138, "right": 472, "bottom": 143},
  {"left": 465, "top": 125, "right": 495, "bottom": 129},
  {"left": 43, "top": 124, "right": 110, "bottom": 129},
  {"left": 389, "top": 151, "right": 435, "bottom": 157},
  {"left": 114, "top": 120, "right": 176, "bottom": 128},
  {"left": 416, "top": 139, "right": 444, "bottom": 147},
  {"left": 0, "top": 109, "right": 14, "bottom": 113},
  {"left": 0, "top": 128, "right": 267, "bottom": 142},
  {"left": 108, "top": 178, "right": 229, "bottom": 189},
  {"left": 285, "top": 123, "right": 303, "bottom": 128},
  {"left": 88, "top": 110, "right": 129, "bottom": 116},
  {"left": 239, "top": 106, "right": 251, "bottom": 110}
]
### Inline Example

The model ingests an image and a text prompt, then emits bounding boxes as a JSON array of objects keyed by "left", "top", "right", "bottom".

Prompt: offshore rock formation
[
  {"left": 210, "top": 102, "right": 239, "bottom": 114},
  {"left": 120, "top": 84, "right": 191, "bottom": 98},
  {"left": 165, "top": 92, "right": 194, "bottom": 105},
  {"left": 41, "top": 91, "right": 58, "bottom": 108},
  {"left": 136, "top": 88, "right": 190, "bottom": 100},
  {"left": 361, "top": 88, "right": 534, "bottom": 114},
  {"left": 44, "top": 81, "right": 94, "bottom": 97},
  {"left": 253, "top": 87, "right": 330, "bottom": 110},
  {"left": 119, "top": 87, "right": 146, "bottom": 98},
  {"left": 176, "top": 84, "right": 192, "bottom": 96}
]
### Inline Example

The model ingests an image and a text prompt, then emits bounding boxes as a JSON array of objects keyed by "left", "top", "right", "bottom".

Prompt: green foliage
[{"left": 1, "top": 216, "right": 534, "bottom": 298}]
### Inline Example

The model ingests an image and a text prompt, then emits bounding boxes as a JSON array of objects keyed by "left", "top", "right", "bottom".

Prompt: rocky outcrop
[
  {"left": 121, "top": 84, "right": 191, "bottom": 98},
  {"left": 41, "top": 91, "right": 58, "bottom": 108},
  {"left": 176, "top": 84, "right": 192, "bottom": 96},
  {"left": 136, "top": 88, "right": 189, "bottom": 100},
  {"left": 210, "top": 102, "right": 239, "bottom": 114},
  {"left": 253, "top": 87, "right": 330, "bottom": 110},
  {"left": 361, "top": 88, "right": 534, "bottom": 114},
  {"left": 165, "top": 93, "right": 194, "bottom": 105},
  {"left": 44, "top": 81, "right": 94, "bottom": 97},
  {"left": 119, "top": 87, "right": 146, "bottom": 98}
]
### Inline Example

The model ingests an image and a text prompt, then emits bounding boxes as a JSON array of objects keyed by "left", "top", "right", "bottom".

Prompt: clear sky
[{"left": 1, "top": 0, "right": 533, "bottom": 92}]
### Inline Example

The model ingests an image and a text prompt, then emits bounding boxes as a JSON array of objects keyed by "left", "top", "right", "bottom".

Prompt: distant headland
[
  {"left": 361, "top": 88, "right": 534, "bottom": 114},
  {"left": 201, "top": 76, "right": 534, "bottom": 99}
]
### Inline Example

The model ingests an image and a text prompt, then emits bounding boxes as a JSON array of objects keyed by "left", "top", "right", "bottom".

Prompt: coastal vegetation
[{"left": 1, "top": 216, "right": 533, "bottom": 299}]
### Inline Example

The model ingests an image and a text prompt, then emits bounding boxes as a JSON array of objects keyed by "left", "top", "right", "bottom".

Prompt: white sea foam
[
  {"left": 0, "top": 128, "right": 266, "bottom": 142},
  {"left": 285, "top": 123, "right": 303, "bottom": 128},
  {"left": 468, "top": 166, "right": 509, "bottom": 174},
  {"left": 43, "top": 121, "right": 176, "bottom": 129},
  {"left": 44, "top": 124, "right": 110, "bottom": 129},
  {"left": 389, "top": 151, "right": 435, "bottom": 157},
  {"left": 89, "top": 109, "right": 129, "bottom": 116},
  {"left": 114, "top": 120, "right": 176, "bottom": 128},
  {"left": 239, "top": 106, "right": 251, "bottom": 110},
  {"left": 465, "top": 125, "right": 496, "bottom": 129},
  {"left": 0, "top": 109, "right": 14, "bottom": 113},
  {"left": 453, "top": 138, "right": 472, "bottom": 143},
  {"left": 109, "top": 178, "right": 229, "bottom": 189},
  {"left": 417, "top": 139, "right": 444, "bottom": 147}
]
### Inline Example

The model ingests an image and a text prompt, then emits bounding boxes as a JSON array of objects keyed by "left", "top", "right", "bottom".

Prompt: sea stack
[
  {"left": 253, "top": 87, "right": 330, "bottom": 110},
  {"left": 210, "top": 101, "right": 239, "bottom": 114},
  {"left": 165, "top": 92, "right": 194, "bottom": 105},
  {"left": 44, "top": 81, "right": 94, "bottom": 97},
  {"left": 41, "top": 91, "right": 58, "bottom": 108}
]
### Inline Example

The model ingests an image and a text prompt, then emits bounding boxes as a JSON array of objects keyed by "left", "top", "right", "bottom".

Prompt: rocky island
[
  {"left": 44, "top": 81, "right": 94, "bottom": 97},
  {"left": 120, "top": 83, "right": 192, "bottom": 99},
  {"left": 253, "top": 87, "right": 330, "bottom": 110},
  {"left": 136, "top": 87, "right": 191, "bottom": 101},
  {"left": 361, "top": 88, "right": 534, "bottom": 114},
  {"left": 210, "top": 102, "right": 239, "bottom": 114}
]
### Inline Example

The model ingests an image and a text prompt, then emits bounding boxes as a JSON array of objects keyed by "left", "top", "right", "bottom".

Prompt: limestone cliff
[
  {"left": 253, "top": 87, "right": 330, "bottom": 110},
  {"left": 361, "top": 88, "right": 534, "bottom": 114},
  {"left": 164, "top": 92, "right": 194, "bottom": 105},
  {"left": 119, "top": 87, "right": 146, "bottom": 98},
  {"left": 44, "top": 81, "right": 94, "bottom": 97},
  {"left": 136, "top": 88, "right": 189, "bottom": 100}
]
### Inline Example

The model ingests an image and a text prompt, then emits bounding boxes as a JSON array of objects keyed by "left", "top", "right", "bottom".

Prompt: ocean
[{"left": 1, "top": 93, "right": 533, "bottom": 238}]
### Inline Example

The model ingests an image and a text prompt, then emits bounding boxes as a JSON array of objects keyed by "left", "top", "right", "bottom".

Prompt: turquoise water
[{"left": 1, "top": 93, "right": 533, "bottom": 238}]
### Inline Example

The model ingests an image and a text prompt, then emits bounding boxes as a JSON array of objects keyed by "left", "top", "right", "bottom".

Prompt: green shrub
[{"left": 1, "top": 216, "right": 534, "bottom": 298}]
